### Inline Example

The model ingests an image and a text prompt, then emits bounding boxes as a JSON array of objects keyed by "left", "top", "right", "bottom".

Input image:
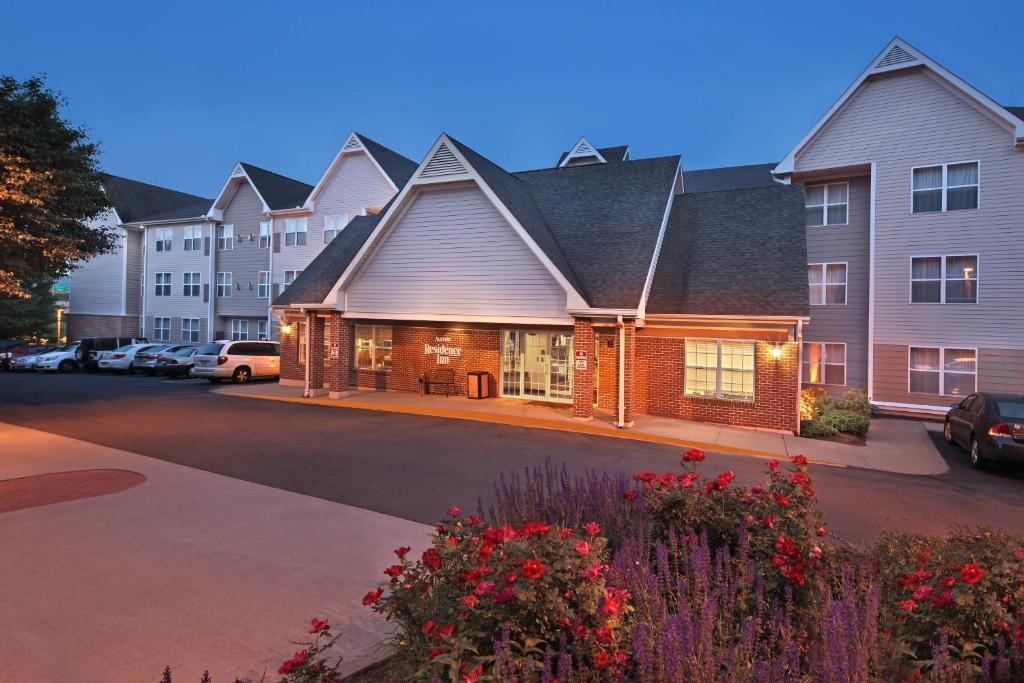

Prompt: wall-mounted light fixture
[
  {"left": 280, "top": 323, "right": 293, "bottom": 335},
  {"left": 770, "top": 344, "right": 782, "bottom": 361}
]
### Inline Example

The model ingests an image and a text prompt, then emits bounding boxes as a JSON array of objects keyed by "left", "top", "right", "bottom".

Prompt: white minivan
[{"left": 191, "top": 340, "right": 280, "bottom": 383}]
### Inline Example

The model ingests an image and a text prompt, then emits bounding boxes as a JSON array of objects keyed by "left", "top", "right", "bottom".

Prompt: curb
[{"left": 217, "top": 390, "right": 846, "bottom": 468}]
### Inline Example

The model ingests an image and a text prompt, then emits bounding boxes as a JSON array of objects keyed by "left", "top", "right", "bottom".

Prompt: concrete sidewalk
[
  {"left": 0, "top": 422, "right": 432, "bottom": 682},
  {"left": 217, "top": 382, "right": 949, "bottom": 475}
]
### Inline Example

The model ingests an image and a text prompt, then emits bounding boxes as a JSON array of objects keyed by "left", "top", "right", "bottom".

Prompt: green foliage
[
  {"left": 800, "top": 418, "right": 838, "bottom": 438},
  {"left": 819, "top": 408, "right": 871, "bottom": 437},
  {"left": 838, "top": 389, "right": 873, "bottom": 417},
  {"left": 874, "top": 529, "right": 1024, "bottom": 677},
  {"left": 799, "top": 386, "right": 835, "bottom": 421},
  {"left": 0, "top": 278, "right": 58, "bottom": 339},
  {"left": 0, "top": 75, "right": 114, "bottom": 299}
]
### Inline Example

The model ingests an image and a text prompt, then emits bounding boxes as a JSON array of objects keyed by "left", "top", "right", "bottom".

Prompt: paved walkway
[
  {"left": 0, "top": 422, "right": 431, "bottom": 682},
  {"left": 217, "top": 383, "right": 949, "bottom": 475}
]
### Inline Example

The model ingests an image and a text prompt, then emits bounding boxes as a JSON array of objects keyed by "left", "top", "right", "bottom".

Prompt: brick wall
[
  {"left": 308, "top": 314, "right": 325, "bottom": 393},
  {"left": 66, "top": 314, "right": 140, "bottom": 341},
  {"left": 635, "top": 337, "right": 800, "bottom": 433},
  {"left": 572, "top": 318, "right": 594, "bottom": 418},
  {"left": 279, "top": 317, "right": 304, "bottom": 382},
  {"left": 595, "top": 330, "right": 618, "bottom": 410}
]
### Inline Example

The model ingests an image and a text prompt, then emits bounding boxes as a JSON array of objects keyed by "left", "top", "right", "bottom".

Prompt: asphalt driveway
[{"left": 2, "top": 371, "right": 1024, "bottom": 546}]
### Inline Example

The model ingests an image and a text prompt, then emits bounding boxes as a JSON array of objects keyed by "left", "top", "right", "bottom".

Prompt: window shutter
[
  {"left": 203, "top": 236, "right": 210, "bottom": 256},
  {"left": 214, "top": 329, "right": 224, "bottom": 340},
  {"left": 203, "top": 283, "right": 209, "bottom": 303},
  {"left": 273, "top": 233, "right": 280, "bottom": 253}
]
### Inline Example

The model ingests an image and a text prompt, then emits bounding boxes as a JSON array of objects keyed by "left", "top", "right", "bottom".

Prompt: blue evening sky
[{"left": 5, "top": 1, "right": 1022, "bottom": 198}]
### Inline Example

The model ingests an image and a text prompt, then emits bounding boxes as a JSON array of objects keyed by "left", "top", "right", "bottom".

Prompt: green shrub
[
  {"left": 799, "top": 386, "right": 834, "bottom": 421},
  {"left": 838, "top": 388, "right": 873, "bottom": 417},
  {"left": 820, "top": 408, "right": 871, "bottom": 437},
  {"left": 800, "top": 418, "right": 838, "bottom": 438}
]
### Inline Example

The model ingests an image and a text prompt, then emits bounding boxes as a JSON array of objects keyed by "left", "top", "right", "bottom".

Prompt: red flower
[
  {"left": 602, "top": 592, "right": 622, "bottom": 617},
  {"left": 623, "top": 489, "right": 638, "bottom": 501},
  {"left": 461, "top": 665, "right": 483, "bottom": 683},
  {"left": 522, "top": 559, "right": 546, "bottom": 580},
  {"left": 941, "top": 576, "right": 956, "bottom": 588},
  {"left": 428, "top": 648, "right": 448, "bottom": 659},
  {"left": 594, "top": 625, "right": 613, "bottom": 643},
  {"left": 584, "top": 521, "right": 601, "bottom": 536},
  {"left": 960, "top": 563, "right": 985, "bottom": 584},
  {"left": 750, "top": 483, "right": 764, "bottom": 495},
  {"left": 474, "top": 581, "right": 495, "bottom": 597},
  {"left": 635, "top": 471, "right": 657, "bottom": 483},
  {"left": 682, "top": 447, "right": 705, "bottom": 463},
  {"left": 900, "top": 599, "right": 916, "bottom": 612},
  {"left": 519, "top": 520, "right": 552, "bottom": 537},
  {"left": 816, "top": 526, "right": 827, "bottom": 537},
  {"left": 437, "top": 623, "right": 455, "bottom": 638},
  {"left": 792, "top": 454, "right": 808, "bottom": 466},
  {"left": 460, "top": 594, "right": 479, "bottom": 607},
  {"left": 767, "top": 460, "right": 780, "bottom": 474},
  {"left": 278, "top": 648, "right": 309, "bottom": 675},
  {"left": 308, "top": 618, "right": 330, "bottom": 634},
  {"left": 422, "top": 619, "right": 436, "bottom": 635},
  {"left": 912, "top": 584, "right": 933, "bottom": 601},
  {"left": 575, "top": 540, "right": 592, "bottom": 556},
  {"left": 585, "top": 562, "right": 604, "bottom": 581},
  {"left": 502, "top": 571, "right": 517, "bottom": 584},
  {"left": 422, "top": 548, "right": 442, "bottom": 570},
  {"left": 447, "top": 506, "right": 461, "bottom": 517},
  {"left": 594, "top": 650, "right": 613, "bottom": 668},
  {"left": 932, "top": 589, "right": 954, "bottom": 609},
  {"left": 362, "top": 587, "right": 383, "bottom": 606},
  {"left": 384, "top": 564, "right": 403, "bottom": 578},
  {"left": 494, "top": 586, "right": 515, "bottom": 603},
  {"left": 394, "top": 546, "right": 411, "bottom": 559},
  {"left": 467, "top": 514, "right": 482, "bottom": 526},
  {"left": 481, "top": 525, "right": 517, "bottom": 544},
  {"left": 773, "top": 493, "right": 790, "bottom": 507}
]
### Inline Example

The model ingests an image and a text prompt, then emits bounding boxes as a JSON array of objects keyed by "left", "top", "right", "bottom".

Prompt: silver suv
[{"left": 192, "top": 340, "right": 280, "bottom": 383}]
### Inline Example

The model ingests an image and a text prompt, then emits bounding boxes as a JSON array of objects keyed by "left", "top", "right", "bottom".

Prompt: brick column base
[
  {"left": 328, "top": 315, "right": 352, "bottom": 398},
  {"left": 307, "top": 313, "right": 326, "bottom": 397},
  {"left": 619, "top": 320, "right": 636, "bottom": 428},
  {"left": 572, "top": 318, "right": 594, "bottom": 420}
]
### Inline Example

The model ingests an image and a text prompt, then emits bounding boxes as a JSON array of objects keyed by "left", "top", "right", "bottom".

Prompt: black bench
[{"left": 419, "top": 369, "right": 456, "bottom": 397}]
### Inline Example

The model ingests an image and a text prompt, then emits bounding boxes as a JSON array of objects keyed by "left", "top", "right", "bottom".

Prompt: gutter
[{"left": 795, "top": 320, "right": 803, "bottom": 435}]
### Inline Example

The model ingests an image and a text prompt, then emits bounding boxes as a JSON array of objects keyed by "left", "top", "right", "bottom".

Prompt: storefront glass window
[{"left": 355, "top": 325, "right": 392, "bottom": 370}]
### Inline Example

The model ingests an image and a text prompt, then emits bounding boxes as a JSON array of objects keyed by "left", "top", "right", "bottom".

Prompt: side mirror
[{"left": 950, "top": 402, "right": 961, "bottom": 410}]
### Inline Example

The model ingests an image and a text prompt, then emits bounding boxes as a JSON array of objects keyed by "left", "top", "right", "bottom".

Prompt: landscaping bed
[{"left": 800, "top": 387, "right": 873, "bottom": 445}]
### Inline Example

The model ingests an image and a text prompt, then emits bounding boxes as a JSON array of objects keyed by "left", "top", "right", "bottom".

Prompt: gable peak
[
  {"left": 559, "top": 136, "right": 607, "bottom": 167},
  {"left": 418, "top": 138, "right": 469, "bottom": 179}
]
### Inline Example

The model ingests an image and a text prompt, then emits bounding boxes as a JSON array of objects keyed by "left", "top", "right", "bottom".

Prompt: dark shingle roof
[
  {"left": 239, "top": 162, "right": 313, "bottom": 211},
  {"left": 356, "top": 134, "right": 418, "bottom": 188},
  {"left": 514, "top": 155, "right": 681, "bottom": 308},
  {"left": 101, "top": 174, "right": 211, "bottom": 224},
  {"left": 556, "top": 145, "right": 630, "bottom": 166},
  {"left": 1005, "top": 106, "right": 1024, "bottom": 123},
  {"left": 647, "top": 183, "right": 808, "bottom": 317},
  {"left": 682, "top": 162, "right": 780, "bottom": 193},
  {"left": 273, "top": 210, "right": 386, "bottom": 306}
]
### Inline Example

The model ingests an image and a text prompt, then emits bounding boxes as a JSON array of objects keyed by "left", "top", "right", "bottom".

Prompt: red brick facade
[
  {"left": 278, "top": 316, "right": 802, "bottom": 433},
  {"left": 66, "top": 314, "right": 140, "bottom": 341}
]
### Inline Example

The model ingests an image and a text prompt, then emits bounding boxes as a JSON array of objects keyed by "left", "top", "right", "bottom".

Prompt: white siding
[
  {"left": 797, "top": 69, "right": 1024, "bottom": 350},
  {"left": 68, "top": 210, "right": 126, "bottom": 316},
  {"left": 274, "top": 151, "right": 395, "bottom": 290},
  {"left": 346, "top": 185, "right": 568, "bottom": 318},
  {"left": 143, "top": 221, "right": 212, "bottom": 329}
]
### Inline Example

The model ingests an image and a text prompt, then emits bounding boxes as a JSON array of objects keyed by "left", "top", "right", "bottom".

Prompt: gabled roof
[
  {"left": 647, "top": 181, "right": 808, "bottom": 318},
  {"left": 775, "top": 37, "right": 1024, "bottom": 176},
  {"left": 101, "top": 174, "right": 211, "bottom": 225},
  {"left": 304, "top": 133, "right": 418, "bottom": 208},
  {"left": 1007, "top": 106, "right": 1024, "bottom": 123},
  {"left": 556, "top": 142, "right": 630, "bottom": 166},
  {"left": 238, "top": 163, "right": 313, "bottom": 211},
  {"left": 682, "top": 162, "right": 779, "bottom": 193}
]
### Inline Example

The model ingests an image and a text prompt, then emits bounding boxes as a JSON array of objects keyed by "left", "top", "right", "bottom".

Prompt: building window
[
  {"left": 154, "top": 227, "right": 172, "bottom": 252},
  {"left": 183, "top": 272, "right": 201, "bottom": 297},
  {"left": 808, "top": 263, "right": 847, "bottom": 305},
  {"left": 285, "top": 217, "right": 307, "bottom": 246},
  {"left": 909, "top": 347, "right": 976, "bottom": 397},
  {"left": 323, "top": 214, "right": 348, "bottom": 244},
  {"left": 259, "top": 221, "right": 271, "bottom": 249},
  {"left": 805, "top": 183, "right": 848, "bottom": 227},
  {"left": 684, "top": 339, "right": 755, "bottom": 401},
  {"left": 912, "top": 162, "right": 979, "bottom": 213},
  {"left": 802, "top": 342, "right": 846, "bottom": 386},
  {"left": 257, "top": 271, "right": 270, "bottom": 299},
  {"left": 355, "top": 325, "right": 392, "bottom": 371},
  {"left": 183, "top": 225, "right": 202, "bottom": 251},
  {"left": 218, "top": 224, "right": 234, "bottom": 250},
  {"left": 216, "top": 272, "right": 232, "bottom": 297},
  {"left": 910, "top": 255, "right": 978, "bottom": 304},
  {"left": 257, "top": 319, "right": 269, "bottom": 341},
  {"left": 154, "top": 317, "right": 170, "bottom": 341},
  {"left": 231, "top": 319, "right": 249, "bottom": 341},
  {"left": 154, "top": 272, "right": 171, "bottom": 296},
  {"left": 284, "top": 269, "right": 302, "bottom": 286},
  {"left": 182, "top": 318, "right": 200, "bottom": 342}
]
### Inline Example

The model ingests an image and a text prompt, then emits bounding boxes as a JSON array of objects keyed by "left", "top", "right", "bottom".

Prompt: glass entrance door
[{"left": 501, "top": 330, "right": 574, "bottom": 402}]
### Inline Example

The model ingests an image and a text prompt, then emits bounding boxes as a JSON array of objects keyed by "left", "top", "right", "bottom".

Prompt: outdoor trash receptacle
[{"left": 467, "top": 371, "right": 490, "bottom": 399}]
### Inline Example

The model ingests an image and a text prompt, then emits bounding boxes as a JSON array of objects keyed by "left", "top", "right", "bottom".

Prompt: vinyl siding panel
[
  {"left": 215, "top": 182, "right": 271, "bottom": 318},
  {"left": 143, "top": 221, "right": 212, "bottom": 329},
  {"left": 803, "top": 176, "right": 870, "bottom": 394},
  {"left": 68, "top": 211, "right": 125, "bottom": 316},
  {"left": 124, "top": 229, "right": 144, "bottom": 316},
  {"left": 874, "top": 344, "right": 1024, "bottom": 407},
  {"left": 797, "top": 69, "right": 1024, "bottom": 351},
  {"left": 274, "top": 151, "right": 396, "bottom": 292},
  {"left": 346, "top": 185, "right": 568, "bottom": 318}
]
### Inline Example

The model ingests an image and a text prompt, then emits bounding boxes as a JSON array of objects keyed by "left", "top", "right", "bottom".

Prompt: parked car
[
  {"left": 97, "top": 343, "right": 162, "bottom": 373},
  {"left": 944, "top": 392, "right": 1024, "bottom": 469},
  {"left": 0, "top": 339, "right": 29, "bottom": 370},
  {"left": 12, "top": 346, "right": 59, "bottom": 371},
  {"left": 154, "top": 346, "right": 200, "bottom": 378},
  {"left": 77, "top": 337, "right": 149, "bottom": 371},
  {"left": 34, "top": 342, "right": 83, "bottom": 373},
  {"left": 134, "top": 344, "right": 194, "bottom": 375},
  {"left": 4, "top": 343, "right": 59, "bottom": 370},
  {"left": 192, "top": 340, "right": 280, "bottom": 383}
]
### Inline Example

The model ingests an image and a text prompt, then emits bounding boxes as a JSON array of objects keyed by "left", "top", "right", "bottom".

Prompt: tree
[
  {"left": 0, "top": 278, "right": 59, "bottom": 339},
  {"left": 0, "top": 75, "right": 114, "bottom": 300}
]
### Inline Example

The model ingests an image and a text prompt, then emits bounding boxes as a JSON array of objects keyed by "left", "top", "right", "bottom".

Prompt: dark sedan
[
  {"left": 944, "top": 392, "right": 1024, "bottom": 468},
  {"left": 154, "top": 346, "right": 199, "bottom": 378}
]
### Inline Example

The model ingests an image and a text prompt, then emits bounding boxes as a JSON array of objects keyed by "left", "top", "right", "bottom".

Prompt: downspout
[
  {"left": 140, "top": 225, "right": 147, "bottom": 336},
  {"left": 208, "top": 222, "right": 216, "bottom": 341},
  {"left": 267, "top": 215, "right": 274, "bottom": 340},
  {"left": 795, "top": 320, "right": 804, "bottom": 435},
  {"left": 617, "top": 315, "right": 626, "bottom": 429}
]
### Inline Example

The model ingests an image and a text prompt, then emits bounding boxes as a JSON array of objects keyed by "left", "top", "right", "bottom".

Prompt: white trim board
[
  {"left": 303, "top": 132, "right": 401, "bottom": 211},
  {"left": 559, "top": 136, "right": 607, "bottom": 167}
]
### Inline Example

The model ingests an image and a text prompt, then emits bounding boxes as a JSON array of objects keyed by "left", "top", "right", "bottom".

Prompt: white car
[
  {"left": 13, "top": 350, "right": 53, "bottom": 370},
  {"left": 35, "top": 342, "right": 82, "bottom": 372},
  {"left": 97, "top": 343, "right": 162, "bottom": 373},
  {"left": 192, "top": 340, "right": 280, "bottom": 383}
]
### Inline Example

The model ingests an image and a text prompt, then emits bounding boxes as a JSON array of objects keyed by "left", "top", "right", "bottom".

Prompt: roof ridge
[
  {"left": 100, "top": 173, "right": 210, "bottom": 203},
  {"left": 238, "top": 161, "right": 313, "bottom": 188},
  {"left": 514, "top": 154, "right": 681, "bottom": 175}
]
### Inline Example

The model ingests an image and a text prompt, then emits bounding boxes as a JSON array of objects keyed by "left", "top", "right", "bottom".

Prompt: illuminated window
[
  {"left": 355, "top": 325, "right": 392, "bottom": 371},
  {"left": 911, "top": 255, "right": 978, "bottom": 304},
  {"left": 685, "top": 339, "right": 755, "bottom": 400},
  {"left": 909, "top": 347, "right": 975, "bottom": 397},
  {"left": 808, "top": 263, "right": 847, "bottom": 305},
  {"left": 802, "top": 342, "right": 846, "bottom": 386}
]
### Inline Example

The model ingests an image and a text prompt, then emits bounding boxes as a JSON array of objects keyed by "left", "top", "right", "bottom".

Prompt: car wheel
[
  {"left": 943, "top": 420, "right": 954, "bottom": 444},
  {"left": 970, "top": 437, "right": 987, "bottom": 470},
  {"left": 207, "top": 378, "right": 222, "bottom": 384},
  {"left": 58, "top": 360, "right": 76, "bottom": 373},
  {"left": 127, "top": 362, "right": 134, "bottom": 374},
  {"left": 232, "top": 367, "right": 251, "bottom": 384}
]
